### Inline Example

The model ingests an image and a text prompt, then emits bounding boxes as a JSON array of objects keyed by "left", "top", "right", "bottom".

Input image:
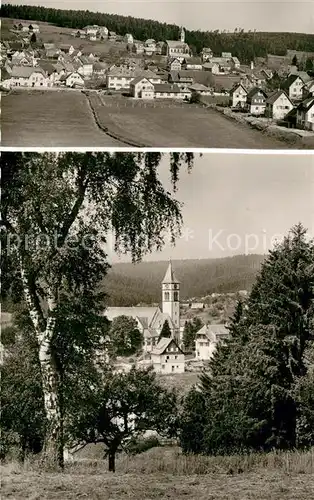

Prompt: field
[
  {"left": 2, "top": 447, "right": 314, "bottom": 499},
  {"left": 1, "top": 90, "right": 125, "bottom": 147},
  {"left": 87, "top": 94, "right": 294, "bottom": 148}
]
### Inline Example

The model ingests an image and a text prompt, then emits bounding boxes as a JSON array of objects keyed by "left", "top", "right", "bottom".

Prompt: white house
[
  {"left": 150, "top": 337, "right": 185, "bottom": 374},
  {"left": 99, "top": 26, "right": 109, "bottom": 39},
  {"left": 281, "top": 74, "right": 305, "bottom": 100},
  {"left": 296, "top": 96, "right": 314, "bottom": 131},
  {"left": 303, "top": 79, "right": 314, "bottom": 98},
  {"left": 154, "top": 83, "right": 191, "bottom": 100},
  {"left": 246, "top": 87, "right": 268, "bottom": 115},
  {"left": 84, "top": 25, "right": 99, "bottom": 37},
  {"left": 265, "top": 90, "right": 294, "bottom": 120},
  {"left": 130, "top": 76, "right": 155, "bottom": 98},
  {"left": 195, "top": 324, "right": 229, "bottom": 361},
  {"left": 107, "top": 68, "right": 161, "bottom": 90},
  {"left": 168, "top": 58, "right": 182, "bottom": 72},
  {"left": 203, "top": 62, "right": 220, "bottom": 74},
  {"left": 59, "top": 44, "right": 75, "bottom": 56},
  {"left": 230, "top": 83, "right": 248, "bottom": 108},
  {"left": 9, "top": 66, "right": 48, "bottom": 87},
  {"left": 62, "top": 72, "right": 85, "bottom": 87},
  {"left": 133, "top": 42, "right": 144, "bottom": 55},
  {"left": 124, "top": 33, "right": 134, "bottom": 44},
  {"left": 182, "top": 57, "right": 203, "bottom": 70},
  {"left": 201, "top": 47, "right": 213, "bottom": 62},
  {"left": 188, "top": 83, "right": 212, "bottom": 96},
  {"left": 144, "top": 39, "right": 156, "bottom": 56},
  {"left": 77, "top": 57, "right": 93, "bottom": 77}
]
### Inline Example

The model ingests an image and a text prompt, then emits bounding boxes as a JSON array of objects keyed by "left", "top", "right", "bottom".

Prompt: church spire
[
  {"left": 180, "top": 26, "right": 185, "bottom": 43},
  {"left": 162, "top": 260, "right": 180, "bottom": 284}
]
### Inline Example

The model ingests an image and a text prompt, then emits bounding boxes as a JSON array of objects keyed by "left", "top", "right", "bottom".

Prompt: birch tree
[{"left": 1, "top": 152, "right": 193, "bottom": 466}]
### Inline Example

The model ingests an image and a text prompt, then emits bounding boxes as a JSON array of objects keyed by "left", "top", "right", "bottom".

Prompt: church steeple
[
  {"left": 162, "top": 260, "right": 180, "bottom": 329},
  {"left": 180, "top": 26, "right": 185, "bottom": 43}
]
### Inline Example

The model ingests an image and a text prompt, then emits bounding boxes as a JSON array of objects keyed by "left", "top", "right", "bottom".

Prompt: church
[
  {"left": 104, "top": 261, "right": 182, "bottom": 353},
  {"left": 163, "top": 27, "right": 191, "bottom": 62}
]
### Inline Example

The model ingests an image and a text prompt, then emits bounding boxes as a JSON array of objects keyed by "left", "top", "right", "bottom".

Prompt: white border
[{"left": 1, "top": 147, "right": 313, "bottom": 154}]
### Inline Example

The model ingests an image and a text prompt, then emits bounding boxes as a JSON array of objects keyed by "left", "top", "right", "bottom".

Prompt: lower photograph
[{"left": 1, "top": 151, "right": 314, "bottom": 500}]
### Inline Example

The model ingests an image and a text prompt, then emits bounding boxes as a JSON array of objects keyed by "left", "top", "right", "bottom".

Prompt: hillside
[
  {"left": 103, "top": 254, "right": 265, "bottom": 305},
  {"left": 1, "top": 4, "right": 314, "bottom": 63}
]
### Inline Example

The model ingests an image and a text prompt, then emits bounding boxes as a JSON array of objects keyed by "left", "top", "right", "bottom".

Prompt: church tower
[
  {"left": 180, "top": 26, "right": 185, "bottom": 43},
  {"left": 162, "top": 260, "right": 180, "bottom": 330}
]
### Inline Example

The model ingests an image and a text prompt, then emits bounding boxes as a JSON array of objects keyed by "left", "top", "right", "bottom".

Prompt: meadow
[{"left": 2, "top": 447, "right": 314, "bottom": 499}]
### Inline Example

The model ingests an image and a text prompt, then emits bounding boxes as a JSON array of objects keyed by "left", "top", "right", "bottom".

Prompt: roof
[
  {"left": 289, "top": 71, "right": 312, "bottom": 83},
  {"left": 246, "top": 86, "right": 267, "bottom": 99},
  {"left": 222, "top": 52, "right": 232, "bottom": 58},
  {"left": 230, "top": 82, "right": 247, "bottom": 94},
  {"left": 266, "top": 89, "right": 292, "bottom": 105},
  {"left": 281, "top": 73, "right": 304, "bottom": 90},
  {"left": 196, "top": 324, "right": 229, "bottom": 342},
  {"left": 188, "top": 83, "right": 212, "bottom": 91},
  {"left": 162, "top": 261, "right": 180, "bottom": 284},
  {"left": 38, "top": 60, "right": 57, "bottom": 74},
  {"left": 166, "top": 40, "right": 189, "bottom": 49},
  {"left": 11, "top": 66, "right": 45, "bottom": 78},
  {"left": 151, "top": 337, "right": 183, "bottom": 355},
  {"left": 59, "top": 44, "right": 73, "bottom": 51},
  {"left": 201, "top": 47, "right": 213, "bottom": 53},
  {"left": 104, "top": 306, "right": 159, "bottom": 326},
  {"left": 185, "top": 57, "right": 202, "bottom": 65},
  {"left": 130, "top": 76, "right": 153, "bottom": 86},
  {"left": 297, "top": 96, "right": 314, "bottom": 113},
  {"left": 202, "top": 62, "right": 220, "bottom": 69}
]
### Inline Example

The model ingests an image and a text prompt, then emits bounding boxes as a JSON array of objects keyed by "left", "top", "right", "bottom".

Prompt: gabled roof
[
  {"left": 297, "top": 96, "right": 314, "bottom": 113},
  {"left": 151, "top": 337, "right": 183, "bottom": 355},
  {"left": 11, "top": 66, "right": 45, "bottom": 78},
  {"left": 266, "top": 89, "right": 292, "bottom": 105},
  {"left": 196, "top": 324, "right": 229, "bottom": 342},
  {"left": 130, "top": 76, "right": 153, "bottom": 86},
  {"left": 162, "top": 261, "right": 180, "bottom": 284},
  {"left": 230, "top": 82, "right": 247, "bottom": 94},
  {"left": 246, "top": 86, "right": 267, "bottom": 100},
  {"left": 104, "top": 306, "right": 160, "bottom": 326},
  {"left": 166, "top": 40, "right": 189, "bottom": 49},
  {"left": 281, "top": 73, "right": 304, "bottom": 90}
]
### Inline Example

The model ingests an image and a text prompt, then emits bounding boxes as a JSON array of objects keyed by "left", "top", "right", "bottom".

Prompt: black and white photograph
[
  {"left": 1, "top": 151, "right": 314, "bottom": 498},
  {"left": 0, "top": 1, "right": 314, "bottom": 147}
]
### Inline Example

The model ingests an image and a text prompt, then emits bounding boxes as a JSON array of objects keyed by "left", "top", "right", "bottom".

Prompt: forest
[{"left": 2, "top": 3, "right": 314, "bottom": 63}]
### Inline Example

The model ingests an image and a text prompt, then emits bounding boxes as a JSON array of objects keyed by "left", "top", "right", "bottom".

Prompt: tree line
[{"left": 2, "top": 3, "right": 314, "bottom": 63}]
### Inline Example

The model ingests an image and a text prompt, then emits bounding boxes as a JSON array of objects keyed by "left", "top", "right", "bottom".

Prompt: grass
[
  {"left": 1, "top": 90, "right": 124, "bottom": 147},
  {"left": 88, "top": 94, "right": 293, "bottom": 148},
  {"left": 2, "top": 447, "right": 314, "bottom": 499}
]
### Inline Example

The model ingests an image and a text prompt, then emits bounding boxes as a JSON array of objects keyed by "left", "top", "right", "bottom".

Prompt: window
[
  {"left": 174, "top": 291, "right": 179, "bottom": 301},
  {"left": 162, "top": 364, "right": 165, "bottom": 369},
  {"left": 175, "top": 355, "right": 178, "bottom": 359},
  {"left": 164, "top": 291, "right": 170, "bottom": 301},
  {"left": 171, "top": 366, "right": 175, "bottom": 372}
]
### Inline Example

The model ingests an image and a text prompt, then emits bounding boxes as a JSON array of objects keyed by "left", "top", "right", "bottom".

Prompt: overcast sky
[
  {"left": 107, "top": 153, "right": 314, "bottom": 263},
  {"left": 7, "top": 0, "right": 314, "bottom": 33}
]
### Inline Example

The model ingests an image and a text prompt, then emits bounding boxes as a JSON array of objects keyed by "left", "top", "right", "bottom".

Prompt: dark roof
[
  {"left": 246, "top": 86, "right": 267, "bottom": 100},
  {"left": 266, "top": 89, "right": 292, "bottom": 105},
  {"left": 155, "top": 83, "right": 190, "bottom": 93},
  {"left": 281, "top": 73, "right": 304, "bottom": 90},
  {"left": 297, "top": 96, "right": 314, "bottom": 112}
]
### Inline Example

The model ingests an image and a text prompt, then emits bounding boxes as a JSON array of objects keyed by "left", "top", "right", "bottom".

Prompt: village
[{"left": 1, "top": 20, "right": 314, "bottom": 132}]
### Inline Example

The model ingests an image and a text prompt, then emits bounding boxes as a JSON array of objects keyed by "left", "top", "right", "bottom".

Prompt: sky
[
  {"left": 106, "top": 153, "right": 314, "bottom": 263},
  {"left": 6, "top": 0, "right": 314, "bottom": 33}
]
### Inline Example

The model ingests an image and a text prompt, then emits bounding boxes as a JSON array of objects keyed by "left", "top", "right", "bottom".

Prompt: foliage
[
  {"left": 2, "top": 4, "right": 314, "bottom": 63},
  {"left": 1, "top": 151, "right": 194, "bottom": 467},
  {"left": 67, "top": 367, "right": 178, "bottom": 471},
  {"left": 180, "top": 224, "right": 314, "bottom": 455},
  {"left": 183, "top": 317, "right": 203, "bottom": 350},
  {"left": 159, "top": 319, "right": 172, "bottom": 340},
  {"left": 108, "top": 315, "right": 143, "bottom": 356}
]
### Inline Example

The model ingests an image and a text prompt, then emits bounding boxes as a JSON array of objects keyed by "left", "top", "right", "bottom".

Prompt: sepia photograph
[
  {"left": 0, "top": 0, "right": 314, "bottom": 148},
  {"left": 1, "top": 151, "right": 314, "bottom": 499}
]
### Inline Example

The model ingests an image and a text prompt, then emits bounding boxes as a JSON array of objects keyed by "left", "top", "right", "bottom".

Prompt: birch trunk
[{"left": 20, "top": 263, "right": 64, "bottom": 467}]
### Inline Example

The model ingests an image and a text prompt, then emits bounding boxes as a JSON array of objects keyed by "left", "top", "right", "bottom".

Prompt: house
[
  {"left": 99, "top": 26, "right": 109, "bottom": 39},
  {"left": 195, "top": 324, "right": 229, "bottom": 361},
  {"left": 130, "top": 76, "right": 155, "bottom": 98},
  {"left": 77, "top": 56, "right": 93, "bottom": 77},
  {"left": 62, "top": 72, "right": 85, "bottom": 88},
  {"left": 29, "top": 24, "right": 40, "bottom": 33},
  {"left": 106, "top": 68, "right": 161, "bottom": 90},
  {"left": 124, "top": 33, "right": 134, "bottom": 44},
  {"left": 109, "top": 31, "right": 117, "bottom": 40},
  {"left": 84, "top": 25, "right": 99, "bottom": 37},
  {"left": 9, "top": 66, "right": 48, "bottom": 87},
  {"left": 303, "top": 79, "right": 314, "bottom": 98},
  {"left": 261, "top": 68, "right": 273, "bottom": 80},
  {"left": 93, "top": 61, "right": 108, "bottom": 77},
  {"left": 168, "top": 71, "right": 194, "bottom": 87},
  {"left": 296, "top": 96, "right": 314, "bottom": 131},
  {"left": 231, "top": 56, "right": 241, "bottom": 69},
  {"left": 154, "top": 83, "right": 191, "bottom": 99},
  {"left": 190, "top": 302, "right": 205, "bottom": 310},
  {"left": 182, "top": 57, "right": 202, "bottom": 70},
  {"left": 265, "top": 90, "right": 294, "bottom": 120},
  {"left": 133, "top": 42, "right": 144, "bottom": 54},
  {"left": 202, "top": 62, "right": 221, "bottom": 74},
  {"left": 38, "top": 60, "right": 60, "bottom": 86},
  {"left": 168, "top": 58, "right": 182, "bottom": 72},
  {"left": 246, "top": 87, "right": 268, "bottom": 115},
  {"left": 222, "top": 52, "right": 232, "bottom": 59},
  {"left": 188, "top": 83, "right": 213, "bottom": 96},
  {"left": 59, "top": 44, "right": 75, "bottom": 56},
  {"left": 144, "top": 39, "right": 156, "bottom": 55},
  {"left": 150, "top": 337, "right": 185, "bottom": 374},
  {"left": 281, "top": 74, "right": 304, "bottom": 100},
  {"left": 229, "top": 83, "right": 248, "bottom": 108},
  {"left": 201, "top": 47, "right": 213, "bottom": 62}
]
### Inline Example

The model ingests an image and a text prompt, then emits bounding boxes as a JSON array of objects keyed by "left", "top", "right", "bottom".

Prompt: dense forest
[
  {"left": 103, "top": 255, "right": 265, "bottom": 305},
  {"left": 2, "top": 4, "right": 314, "bottom": 63}
]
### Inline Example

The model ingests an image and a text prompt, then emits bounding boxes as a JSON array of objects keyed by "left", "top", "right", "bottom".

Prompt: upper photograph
[{"left": 1, "top": 1, "right": 314, "bottom": 148}]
